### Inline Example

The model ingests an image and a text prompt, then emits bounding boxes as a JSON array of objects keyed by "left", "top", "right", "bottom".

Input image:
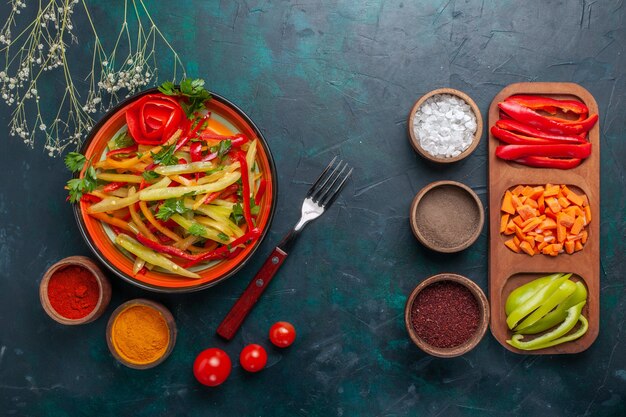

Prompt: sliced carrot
[
  {"left": 540, "top": 218, "right": 557, "bottom": 230},
  {"left": 500, "top": 214, "right": 510, "bottom": 234},
  {"left": 537, "top": 240, "right": 548, "bottom": 251},
  {"left": 581, "top": 230, "right": 588, "bottom": 244},
  {"left": 519, "top": 241, "right": 535, "bottom": 256},
  {"left": 522, "top": 217, "right": 542, "bottom": 233},
  {"left": 566, "top": 188, "right": 584, "bottom": 207},
  {"left": 517, "top": 205, "right": 536, "bottom": 221},
  {"left": 504, "top": 220, "right": 516, "bottom": 235},
  {"left": 524, "top": 236, "right": 535, "bottom": 247},
  {"left": 557, "top": 196, "right": 570, "bottom": 209},
  {"left": 556, "top": 215, "right": 567, "bottom": 243},
  {"left": 558, "top": 213, "right": 576, "bottom": 228},
  {"left": 504, "top": 239, "right": 520, "bottom": 253},
  {"left": 501, "top": 190, "right": 515, "bottom": 214},
  {"left": 513, "top": 236, "right": 521, "bottom": 246},
  {"left": 511, "top": 194, "right": 524, "bottom": 210},
  {"left": 544, "top": 184, "right": 560, "bottom": 197},
  {"left": 521, "top": 186, "right": 534, "bottom": 196},
  {"left": 544, "top": 207, "right": 557, "bottom": 220},
  {"left": 512, "top": 215, "right": 524, "bottom": 227},
  {"left": 565, "top": 240, "right": 575, "bottom": 254},
  {"left": 530, "top": 186, "right": 545, "bottom": 200},
  {"left": 526, "top": 198, "right": 538, "bottom": 209},
  {"left": 511, "top": 185, "right": 525, "bottom": 196},
  {"left": 515, "top": 225, "right": 526, "bottom": 242},
  {"left": 575, "top": 241, "right": 584, "bottom": 251},
  {"left": 545, "top": 197, "right": 561, "bottom": 213},
  {"left": 534, "top": 234, "right": 545, "bottom": 243},
  {"left": 581, "top": 194, "right": 589, "bottom": 207},
  {"left": 584, "top": 205, "right": 592, "bottom": 223},
  {"left": 570, "top": 216, "right": 585, "bottom": 235}
]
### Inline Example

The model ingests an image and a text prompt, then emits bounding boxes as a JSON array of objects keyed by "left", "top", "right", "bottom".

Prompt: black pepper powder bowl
[{"left": 404, "top": 273, "right": 490, "bottom": 358}]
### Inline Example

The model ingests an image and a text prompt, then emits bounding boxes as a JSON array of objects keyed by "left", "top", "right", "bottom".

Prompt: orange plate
[{"left": 73, "top": 90, "right": 277, "bottom": 293}]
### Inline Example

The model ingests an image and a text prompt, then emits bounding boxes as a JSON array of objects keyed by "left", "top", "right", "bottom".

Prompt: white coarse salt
[{"left": 412, "top": 94, "right": 477, "bottom": 158}]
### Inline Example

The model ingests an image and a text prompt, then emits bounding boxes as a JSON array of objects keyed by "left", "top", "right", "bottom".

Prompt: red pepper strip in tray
[
  {"left": 183, "top": 229, "right": 261, "bottom": 268},
  {"left": 496, "top": 143, "right": 591, "bottom": 160},
  {"left": 107, "top": 145, "right": 139, "bottom": 158},
  {"left": 491, "top": 127, "right": 578, "bottom": 146},
  {"left": 514, "top": 156, "right": 582, "bottom": 170},
  {"left": 498, "top": 101, "right": 598, "bottom": 136},
  {"left": 506, "top": 95, "right": 588, "bottom": 116},
  {"left": 103, "top": 182, "right": 127, "bottom": 193},
  {"left": 136, "top": 233, "right": 197, "bottom": 260},
  {"left": 494, "top": 120, "right": 586, "bottom": 143}
]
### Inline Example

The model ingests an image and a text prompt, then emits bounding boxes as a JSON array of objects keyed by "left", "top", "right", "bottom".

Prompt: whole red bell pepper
[
  {"left": 506, "top": 95, "right": 588, "bottom": 116},
  {"left": 494, "top": 120, "right": 586, "bottom": 143},
  {"left": 496, "top": 143, "right": 591, "bottom": 160},
  {"left": 513, "top": 156, "right": 582, "bottom": 170},
  {"left": 498, "top": 100, "right": 598, "bottom": 135}
]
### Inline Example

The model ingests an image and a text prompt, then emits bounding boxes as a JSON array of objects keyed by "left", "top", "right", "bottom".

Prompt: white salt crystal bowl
[{"left": 408, "top": 88, "right": 483, "bottom": 163}]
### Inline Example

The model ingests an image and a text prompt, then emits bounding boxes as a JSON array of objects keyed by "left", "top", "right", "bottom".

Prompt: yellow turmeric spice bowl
[{"left": 106, "top": 299, "right": 176, "bottom": 369}]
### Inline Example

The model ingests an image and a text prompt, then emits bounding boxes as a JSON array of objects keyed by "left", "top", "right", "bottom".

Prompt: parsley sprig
[
  {"left": 188, "top": 223, "right": 207, "bottom": 237},
  {"left": 64, "top": 152, "right": 97, "bottom": 203},
  {"left": 158, "top": 78, "right": 212, "bottom": 119},
  {"left": 156, "top": 199, "right": 189, "bottom": 221},
  {"left": 151, "top": 144, "right": 178, "bottom": 166}
]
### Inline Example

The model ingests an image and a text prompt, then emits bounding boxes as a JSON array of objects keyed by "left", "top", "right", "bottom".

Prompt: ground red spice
[
  {"left": 411, "top": 281, "right": 480, "bottom": 348},
  {"left": 47, "top": 266, "right": 100, "bottom": 319}
]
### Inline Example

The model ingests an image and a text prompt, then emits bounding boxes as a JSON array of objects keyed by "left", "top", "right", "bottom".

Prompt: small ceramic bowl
[
  {"left": 407, "top": 88, "right": 483, "bottom": 163},
  {"left": 410, "top": 180, "right": 484, "bottom": 253},
  {"left": 405, "top": 273, "right": 489, "bottom": 358},
  {"left": 40, "top": 256, "right": 112, "bottom": 325},
  {"left": 106, "top": 299, "right": 177, "bottom": 370}
]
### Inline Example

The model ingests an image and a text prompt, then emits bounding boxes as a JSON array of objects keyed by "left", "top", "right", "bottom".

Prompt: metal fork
[{"left": 217, "top": 157, "right": 353, "bottom": 340}]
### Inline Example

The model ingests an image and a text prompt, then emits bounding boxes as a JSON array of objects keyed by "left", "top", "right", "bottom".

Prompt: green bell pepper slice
[
  {"left": 505, "top": 273, "right": 563, "bottom": 315},
  {"left": 515, "top": 279, "right": 577, "bottom": 331},
  {"left": 506, "top": 273, "right": 572, "bottom": 330},
  {"left": 507, "top": 301, "right": 586, "bottom": 350},
  {"left": 519, "top": 281, "right": 588, "bottom": 335}
]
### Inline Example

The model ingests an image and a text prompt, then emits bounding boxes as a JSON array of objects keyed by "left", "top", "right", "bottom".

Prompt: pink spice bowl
[
  {"left": 404, "top": 273, "right": 489, "bottom": 358},
  {"left": 39, "top": 256, "right": 112, "bottom": 325}
]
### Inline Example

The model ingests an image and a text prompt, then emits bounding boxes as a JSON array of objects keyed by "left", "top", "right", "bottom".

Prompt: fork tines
[{"left": 307, "top": 157, "right": 353, "bottom": 208}]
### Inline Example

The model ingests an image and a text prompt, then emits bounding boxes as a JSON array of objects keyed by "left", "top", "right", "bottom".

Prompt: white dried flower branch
[{"left": 0, "top": 0, "right": 186, "bottom": 156}]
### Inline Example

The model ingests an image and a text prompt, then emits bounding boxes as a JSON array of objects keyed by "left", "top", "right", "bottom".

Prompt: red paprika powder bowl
[
  {"left": 404, "top": 273, "right": 489, "bottom": 358},
  {"left": 40, "top": 256, "right": 112, "bottom": 325}
]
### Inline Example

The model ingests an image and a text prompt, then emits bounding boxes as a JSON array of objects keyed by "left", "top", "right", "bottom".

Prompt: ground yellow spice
[{"left": 111, "top": 304, "right": 169, "bottom": 365}]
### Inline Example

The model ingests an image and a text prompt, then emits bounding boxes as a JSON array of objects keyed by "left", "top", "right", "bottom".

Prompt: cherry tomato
[
  {"left": 239, "top": 344, "right": 268, "bottom": 373},
  {"left": 193, "top": 348, "right": 232, "bottom": 387},
  {"left": 269, "top": 321, "right": 296, "bottom": 348}
]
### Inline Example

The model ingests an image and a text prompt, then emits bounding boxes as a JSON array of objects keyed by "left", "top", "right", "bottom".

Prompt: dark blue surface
[{"left": 1, "top": 1, "right": 625, "bottom": 416}]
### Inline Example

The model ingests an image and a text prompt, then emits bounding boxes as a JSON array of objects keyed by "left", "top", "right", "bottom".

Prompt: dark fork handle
[{"left": 216, "top": 247, "right": 288, "bottom": 340}]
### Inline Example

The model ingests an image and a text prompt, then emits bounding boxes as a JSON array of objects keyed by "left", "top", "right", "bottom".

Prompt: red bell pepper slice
[
  {"left": 190, "top": 142, "right": 203, "bottom": 162},
  {"left": 183, "top": 228, "right": 261, "bottom": 268},
  {"left": 103, "top": 182, "right": 127, "bottom": 193},
  {"left": 506, "top": 95, "right": 588, "bottom": 116},
  {"left": 136, "top": 233, "right": 197, "bottom": 260},
  {"left": 255, "top": 178, "right": 267, "bottom": 206},
  {"left": 494, "top": 120, "right": 586, "bottom": 144},
  {"left": 107, "top": 144, "right": 138, "bottom": 158},
  {"left": 498, "top": 101, "right": 598, "bottom": 136},
  {"left": 513, "top": 156, "right": 582, "bottom": 170},
  {"left": 496, "top": 143, "right": 591, "bottom": 160},
  {"left": 199, "top": 132, "right": 249, "bottom": 147},
  {"left": 234, "top": 151, "right": 254, "bottom": 229}
]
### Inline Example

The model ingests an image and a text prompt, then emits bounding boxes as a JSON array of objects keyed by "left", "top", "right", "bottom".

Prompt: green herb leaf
[
  {"left": 250, "top": 198, "right": 260, "bottom": 216},
  {"left": 156, "top": 199, "right": 189, "bottom": 221},
  {"left": 158, "top": 78, "right": 212, "bottom": 119},
  {"left": 151, "top": 144, "right": 177, "bottom": 166},
  {"left": 216, "top": 139, "right": 232, "bottom": 159},
  {"left": 230, "top": 203, "right": 244, "bottom": 225},
  {"left": 64, "top": 152, "right": 86, "bottom": 173},
  {"left": 217, "top": 232, "right": 229, "bottom": 241},
  {"left": 66, "top": 158, "right": 97, "bottom": 203},
  {"left": 188, "top": 223, "right": 207, "bottom": 237},
  {"left": 112, "top": 131, "right": 135, "bottom": 149},
  {"left": 142, "top": 170, "right": 160, "bottom": 181}
]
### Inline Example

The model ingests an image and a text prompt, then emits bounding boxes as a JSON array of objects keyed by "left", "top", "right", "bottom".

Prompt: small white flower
[{"left": 39, "top": 124, "right": 46, "bottom": 131}]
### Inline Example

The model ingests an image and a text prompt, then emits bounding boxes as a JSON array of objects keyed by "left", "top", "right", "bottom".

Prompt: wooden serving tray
[{"left": 488, "top": 82, "right": 600, "bottom": 354}]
